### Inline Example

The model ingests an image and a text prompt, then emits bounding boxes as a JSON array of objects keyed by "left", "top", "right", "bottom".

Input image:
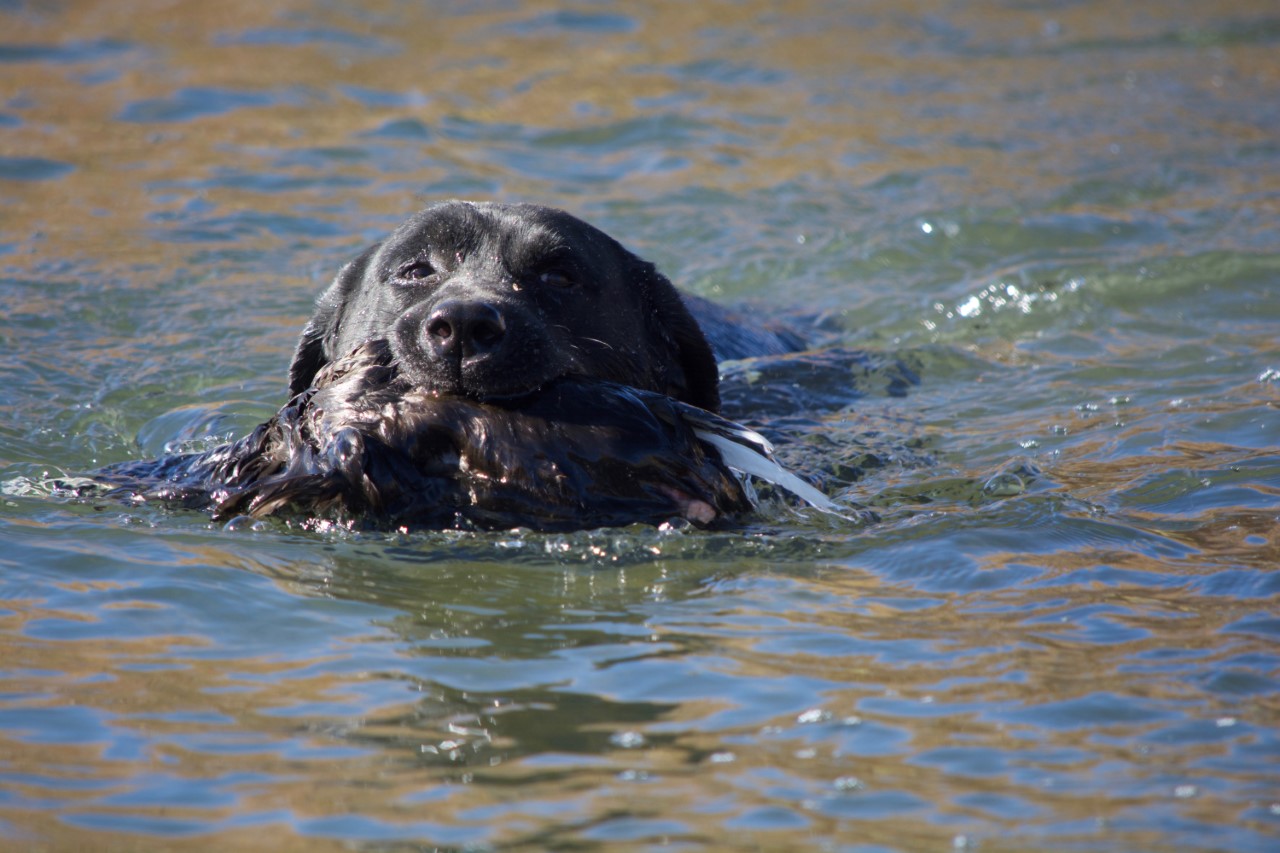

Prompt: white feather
[{"left": 692, "top": 427, "right": 847, "bottom": 517}]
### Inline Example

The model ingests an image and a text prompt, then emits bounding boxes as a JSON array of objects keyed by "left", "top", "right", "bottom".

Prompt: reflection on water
[{"left": 2, "top": 0, "right": 1279, "bottom": 849}]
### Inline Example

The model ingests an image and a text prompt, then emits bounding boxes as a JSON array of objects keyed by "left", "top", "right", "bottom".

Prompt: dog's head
[{"left": 289, "top": 201, "right": 720, "bottom": 411}]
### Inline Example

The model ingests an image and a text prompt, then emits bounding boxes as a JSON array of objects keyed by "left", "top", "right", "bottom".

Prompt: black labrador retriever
[{"left": 98, "top": 201, "right": 824, "bottom": 530}]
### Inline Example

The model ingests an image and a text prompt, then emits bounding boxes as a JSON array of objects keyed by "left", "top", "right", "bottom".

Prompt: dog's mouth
[{"left": 421, "top": 365, "right": 553, "bottom": 403}]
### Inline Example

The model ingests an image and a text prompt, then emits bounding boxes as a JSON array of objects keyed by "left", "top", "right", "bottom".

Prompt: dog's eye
[
  {"left": 396, "top": 261, "right": 437, "bottom": 282},
  {"left": 539, "top": 271, "right": 575, "bottom": 289}
]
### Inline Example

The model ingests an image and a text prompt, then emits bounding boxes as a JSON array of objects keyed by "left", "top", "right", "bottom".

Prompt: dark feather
[{"left": 97, "top": 341, "right": 770, "bottom": 531}]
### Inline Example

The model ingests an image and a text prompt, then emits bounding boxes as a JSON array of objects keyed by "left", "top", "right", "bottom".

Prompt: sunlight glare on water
[{"left": 1, "top": 0, "right": 1278, "bottom": 850}]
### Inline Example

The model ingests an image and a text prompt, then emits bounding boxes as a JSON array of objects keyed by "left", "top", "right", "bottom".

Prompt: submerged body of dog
[{"left": 98, "top": 201, "right": 831, "bottom": 530}]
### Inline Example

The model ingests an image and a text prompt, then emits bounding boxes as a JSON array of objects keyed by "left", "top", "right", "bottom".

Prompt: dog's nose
[{"left": 424, "top": 299, "right": 507, "bottom": 361}]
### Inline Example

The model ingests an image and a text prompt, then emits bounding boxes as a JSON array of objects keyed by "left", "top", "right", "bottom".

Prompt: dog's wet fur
[{"left": 98, "top": 201, "right": 807, "bottom": 530}]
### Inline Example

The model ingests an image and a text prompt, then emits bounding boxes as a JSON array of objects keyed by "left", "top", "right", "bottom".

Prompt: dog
[{"left": 97, "top": 201, "right": 829, "bottom": 530}]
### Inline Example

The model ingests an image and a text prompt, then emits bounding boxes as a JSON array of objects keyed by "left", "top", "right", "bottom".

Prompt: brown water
[{"left": 1, "top": 1, "right": 1278, "bottom": 850}]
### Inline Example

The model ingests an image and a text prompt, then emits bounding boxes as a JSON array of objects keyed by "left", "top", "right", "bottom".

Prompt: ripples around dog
[{"left": 1, "top": 1, "right": 1278, "bottom": 850}]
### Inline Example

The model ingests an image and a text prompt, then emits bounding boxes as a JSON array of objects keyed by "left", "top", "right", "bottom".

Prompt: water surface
[{"left": 1, "top": 0, "right": 1278, "bottom": 850}]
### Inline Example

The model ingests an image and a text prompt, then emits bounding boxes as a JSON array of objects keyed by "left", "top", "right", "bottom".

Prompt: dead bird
[{"left": 97, "top": 340, "right": 841, "bottom": 531}]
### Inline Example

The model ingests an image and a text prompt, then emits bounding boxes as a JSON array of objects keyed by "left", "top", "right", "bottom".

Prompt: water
[{"left": 2, "top": 0, "right": 1278, "bottom": 850}]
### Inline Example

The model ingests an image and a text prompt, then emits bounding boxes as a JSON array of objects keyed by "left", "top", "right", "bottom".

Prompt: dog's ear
[
  {"left": 288, "top": 244, "right": 380, "bottom": 397},
  {"left": 633, "top": 259, "right": 721, "bottom": 412}
]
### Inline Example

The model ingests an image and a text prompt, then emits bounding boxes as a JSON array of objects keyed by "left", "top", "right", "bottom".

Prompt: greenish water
[{"left": 1, "top": 1, "right": 1278, "bottom": 850}]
